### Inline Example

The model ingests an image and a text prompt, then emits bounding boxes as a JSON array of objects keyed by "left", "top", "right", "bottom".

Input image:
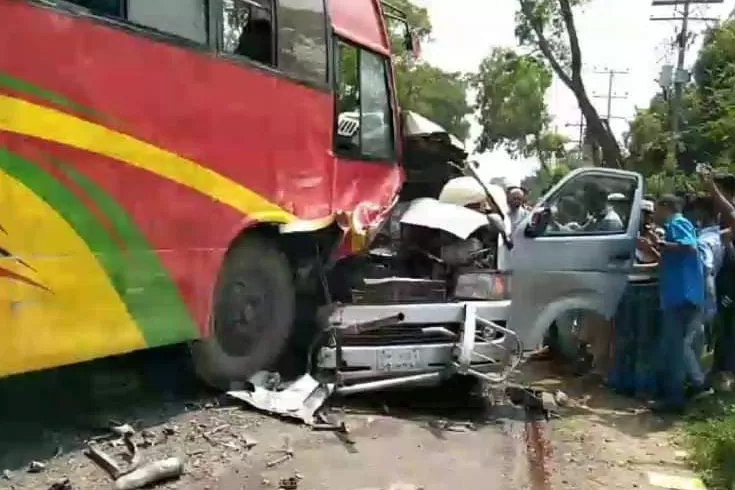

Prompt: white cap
[
  {"left": 641, "top": 200, "right": 655, "bottom": 213},
  {"left": 607, "top": 192, "right": 627, "bottom": 202}
]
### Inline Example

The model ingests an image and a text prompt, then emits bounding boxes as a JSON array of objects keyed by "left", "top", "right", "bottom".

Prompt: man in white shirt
[
  {"left": 582, "top": 185, "right": 624, "bottom": 233},
  {"left": 636, "top": 200, "right": 660, "bottom": 264},
  {"left": 693, "top": 196, "right": 724, "bottom": 361},
  {"left": 507, "top": 186, "right": 530, "bottom": 233}
]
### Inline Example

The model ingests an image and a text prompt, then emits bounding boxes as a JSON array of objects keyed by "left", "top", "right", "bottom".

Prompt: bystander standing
[
  {"left": 507, "top": 187, "right": 529, "bottom": 233},
  {"left": 692, "top": 196, "right": 724, "bottom": 357},
  {"left": 636, "top": 199, "right": 659, "bottom": 265},
  {"left": 701, "top": 171, "right": 735, "bottom": 375},
  {"left": 638, "top": 195, "right": 705, "bottom": 412}
]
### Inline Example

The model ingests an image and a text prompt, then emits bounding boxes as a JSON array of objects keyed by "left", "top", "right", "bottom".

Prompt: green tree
[
  {"left": 521, "top": 163, "right": 571, "bottom": 199},
  {"left": 473, "top": 47, "right": 569, "bottom": 170},
  {"left": 626, "top": 18, "right": 735, "bottom": 192},
  {"left": 515, "top": 0, "right": 622, "bottom": 167},
  {"left": 693, "top": 19, "right": 735, "bottom": 167},
  {"left": 473, "top": 49, "right": 551, "bottom": 156},
  {"left": 384, "top": 0, "right": 473, "bottom": 140}
]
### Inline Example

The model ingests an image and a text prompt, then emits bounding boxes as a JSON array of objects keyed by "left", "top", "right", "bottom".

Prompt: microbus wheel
[{"left": 191, "top": 235, "right": 295, "bottom": 390}]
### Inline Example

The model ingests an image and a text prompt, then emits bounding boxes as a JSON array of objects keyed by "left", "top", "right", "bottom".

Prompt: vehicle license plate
[{"left": 377, "top": 348, "right": 421, "bottom": 372}]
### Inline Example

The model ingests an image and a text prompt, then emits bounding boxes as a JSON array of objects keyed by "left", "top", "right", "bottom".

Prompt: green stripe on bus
[
  {"left": 53, "top": 160, "right": 199, "bottom": 344},
  {"left": 0, "top": 148, "right": 199, "bottom": 345},
  {"left": 0, "top": 72, "right": 100, "bottom": 118}
]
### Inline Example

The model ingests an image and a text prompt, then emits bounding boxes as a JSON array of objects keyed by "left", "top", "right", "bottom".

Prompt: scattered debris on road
[
  {"left": 427, "top": 419, "right": 477, "bottom": 433},
  {"left": 86, "top": 443, "right": 124, "bottom": 479},
  {"left": 353, "top": 483, "right": 425, "bottom": 490},
  {"left": 28, "top": 460, "right": 46, "bottom": 473},
  {"left": 48, "top": 478, "right": 73, "bottom": 490},
  {"left": 228, "top": 372, "right": 334, "bottom": 425},
  {"left": 83, "top": 423, "right": 183, "bottom": 490},
  {"left": 114, "top": 457, "right": 183, "bottom": 490},
  {"left": 85, "top": 422, "right": 141, "bottom": 479},
  {"left": 278, "top": 475, "right": 300, "bottom": 490},
  {"left": 266, "top": 435, "right": 294, "bottom": 468}
]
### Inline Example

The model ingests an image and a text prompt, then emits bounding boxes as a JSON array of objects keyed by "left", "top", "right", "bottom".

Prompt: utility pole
[
  {"left": 565, "top": 112, "right": 587, "bottom": 166},
  {"left": 651, "top": 0, "right": 723, "bottom": 170},
  {"left": 592, "top": 68, "right": 629, "bottom": 122},
  {"left": 565, "top": 113, "right": 585, "bottom": 151}
]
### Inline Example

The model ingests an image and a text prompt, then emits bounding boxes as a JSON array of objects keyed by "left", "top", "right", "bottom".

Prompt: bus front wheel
[{"left": 191, "top": 234, "right": 295, "bottom": 390}]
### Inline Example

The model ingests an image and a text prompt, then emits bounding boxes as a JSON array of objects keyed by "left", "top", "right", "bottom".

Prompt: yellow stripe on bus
[
  {"left": 0, "top": 95, "right": 296, "bottom": 224},
  {"left": 0, "top": 172, "right": 145, "bottom": 377}
]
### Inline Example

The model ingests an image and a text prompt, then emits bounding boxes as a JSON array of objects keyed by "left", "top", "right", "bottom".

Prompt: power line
[
  {"left": 651, "top": 0, "right": 724, "bottom": 170},
  {"left": 591, "top": 68, "right": 630, "bottom": 123}
]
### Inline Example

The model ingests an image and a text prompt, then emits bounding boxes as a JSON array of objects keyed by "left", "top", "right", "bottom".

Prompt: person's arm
[
  {"left": 637, "top": 237, "right": 661, "bottom": 260},
  {"left": 659, "top": 241, "right": 697, "bottom": 253},
  {"left": 699, "top": 240, "right": 715, "bottom": 272},
  {"left": 727, "top": 239, "right": 735, "bottom": 261},
  {"left": 703, "top": 172, "right": 735, "bottom": 228},
  {"left": 657, "top": 219, "right": 698, "bottom": 254}
]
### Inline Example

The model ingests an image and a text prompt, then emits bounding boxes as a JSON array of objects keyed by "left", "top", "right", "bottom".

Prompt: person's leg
[
  {"left": 656, "top": 306, "right": 687, "bottom": 410},
  {"left": 704, "top": 319, "right": 714, "bottom": 353},
  {"left": 683, "top": 306, "right": 707, "bottom": 389},
  {"left": 712, "top": 310, "right": 727, "bottom": 374},
  {"left": 722, "top": 309, "right": 735, "bottom": 373}
]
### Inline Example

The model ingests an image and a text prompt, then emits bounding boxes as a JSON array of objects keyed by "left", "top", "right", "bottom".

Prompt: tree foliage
[
  {"left": 521, "top": 163, "right": 572, "bottom": 199},
  {"left": 626, "top": 18, "right": 735, "bottom": 192},
  {"left": 472, "top": 47, "right": 569, "bottom": 170},
  {"left": 473, "top": 50, "right": 551, "bottom": 152},
  {"left": 515, "top": 0, "right": 622, "bottom": 167},
  {"left": 384, "top": 0, "right": 472, "bottom": 140}
]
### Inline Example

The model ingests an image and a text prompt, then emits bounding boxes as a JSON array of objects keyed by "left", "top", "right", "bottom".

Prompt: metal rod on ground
[{"left": 336, "top": 372, "right": 444, "bottom": 395}]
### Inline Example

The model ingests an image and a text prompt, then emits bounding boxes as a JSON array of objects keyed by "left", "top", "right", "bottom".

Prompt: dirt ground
[{"left": 0, "top": 347, "right": 703, "bottom": 490}]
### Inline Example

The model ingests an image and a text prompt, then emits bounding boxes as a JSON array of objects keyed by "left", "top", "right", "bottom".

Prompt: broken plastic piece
[{"left": 228, "top": 373, "right": 334, "bottom": 425}]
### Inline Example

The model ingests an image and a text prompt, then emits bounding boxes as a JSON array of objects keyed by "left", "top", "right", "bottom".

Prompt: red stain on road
[{"left": 525, "top": 418, "right": 553, "bottom": 490}]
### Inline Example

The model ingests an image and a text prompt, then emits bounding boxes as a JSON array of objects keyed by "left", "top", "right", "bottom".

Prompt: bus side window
[
  {"left": 221, "top": 0, "right": 275, "bottom": 67},
  {"left": 359, "top": 49, "right": 394, "bottom": 161},
  {"left": 127, "top": 0, "right": 208, "bottom": 44},
  {"left": 335, "top": 41, "right": 361, "bottom": 158},
  {"left": 335, "top": 40, "right": 395, "bottom": 162},
  {"left": 64, "top": 0, "right": 124, "bottom": 17},
  {"left": 277, "top": 0, "right": 328, "bottom": 85}
]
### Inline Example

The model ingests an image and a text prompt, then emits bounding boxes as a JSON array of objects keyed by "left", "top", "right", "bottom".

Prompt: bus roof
[{"left": 328, "top": 0, "right": 391, "bottom": 56}]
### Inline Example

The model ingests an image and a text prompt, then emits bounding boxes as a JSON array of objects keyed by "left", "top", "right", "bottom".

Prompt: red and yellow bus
[{"left": 0, "top": 0, "right": 410, "bottom": 384}]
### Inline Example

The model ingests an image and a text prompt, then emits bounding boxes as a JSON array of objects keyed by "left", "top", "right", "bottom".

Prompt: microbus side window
[
  {"left": 334, "top": 40, "right": 395, "bottom": 163},
  {"left": 276, "top": 0, "right": 328, "bottom": 84}
]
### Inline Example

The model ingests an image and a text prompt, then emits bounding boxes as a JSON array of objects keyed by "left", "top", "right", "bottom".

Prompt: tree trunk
[
  {"left": 518, "top": 0, "right": 623, "bottom": 169},
  {"left": 535, "top": 132, "right": 551, "bottom": 172},
  {"left": 574, "top": 86, "right": 622, "bottom": 168}
]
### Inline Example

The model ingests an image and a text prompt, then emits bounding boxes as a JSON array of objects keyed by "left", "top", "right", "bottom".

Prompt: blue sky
[{"left": 415, "top": 0, "right": 735, "bottom": 185}]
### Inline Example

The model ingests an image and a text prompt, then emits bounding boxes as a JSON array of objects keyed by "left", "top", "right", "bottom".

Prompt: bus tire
[{"left": 191, "top": 235, "right": 295, "bottom": 390}]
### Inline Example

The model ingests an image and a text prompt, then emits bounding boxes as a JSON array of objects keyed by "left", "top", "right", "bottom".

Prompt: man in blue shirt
[{"left": 639, "top": 195, "right": 705, "bottom": 412}]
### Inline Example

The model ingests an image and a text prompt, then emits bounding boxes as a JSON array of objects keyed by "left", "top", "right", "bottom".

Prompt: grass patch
[{"left": 683, "top": 391, "right": 735, "bottom": 490}]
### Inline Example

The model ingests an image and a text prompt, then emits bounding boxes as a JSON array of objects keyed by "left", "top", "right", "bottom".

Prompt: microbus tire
[{"left": 191, "top": 234, "right": 295, "bottom": 390}]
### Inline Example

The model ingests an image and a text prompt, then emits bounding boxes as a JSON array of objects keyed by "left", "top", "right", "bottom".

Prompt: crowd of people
[
  {"left": 633, "top": 170, "right": 735, "bottom": 412},
  {"left": 503, "top": 174, "right": 735, "bottom": 414}
]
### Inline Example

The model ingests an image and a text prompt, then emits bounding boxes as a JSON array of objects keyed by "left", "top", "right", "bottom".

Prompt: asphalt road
[{"left": 0, "top": 345, "right": 678, "bottom": 490}]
